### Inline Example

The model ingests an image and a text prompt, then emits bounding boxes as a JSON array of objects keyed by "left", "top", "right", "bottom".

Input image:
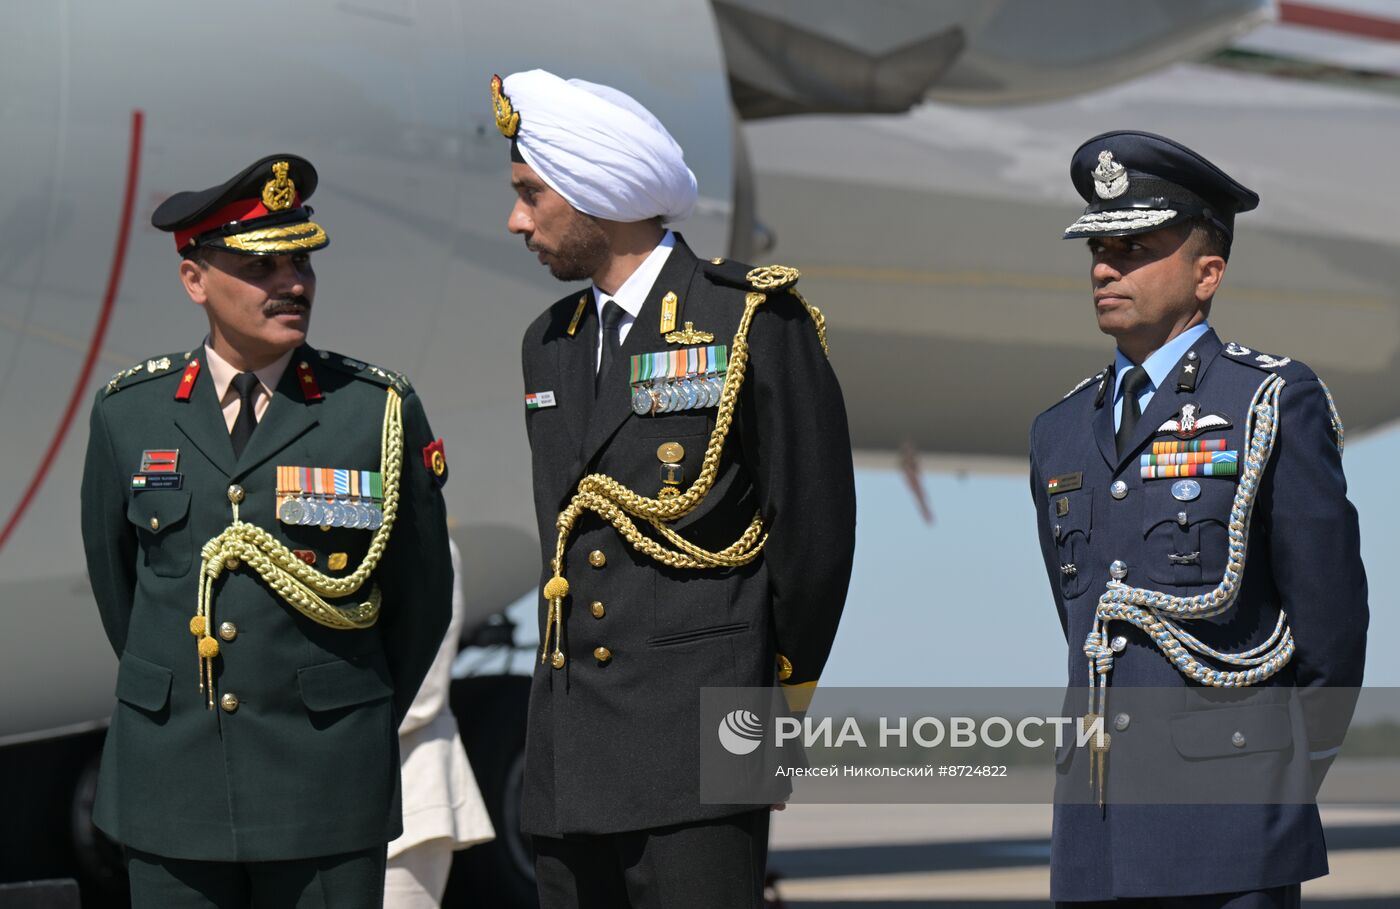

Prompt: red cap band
[{"left": 174, "top": 193, "right": 303, "bottom": 250}]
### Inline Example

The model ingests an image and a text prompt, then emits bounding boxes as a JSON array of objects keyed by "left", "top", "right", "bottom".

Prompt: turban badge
[{"left": 491, "top": 74, "right": 520, "bottom": 139}]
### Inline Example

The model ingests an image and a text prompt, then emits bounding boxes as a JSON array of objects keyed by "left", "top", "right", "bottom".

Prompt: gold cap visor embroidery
[{"left": 222, "top": 220, "right": 329, "bottom": 253}]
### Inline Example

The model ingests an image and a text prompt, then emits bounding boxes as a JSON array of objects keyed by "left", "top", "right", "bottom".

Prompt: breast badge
[{"left": 1156, "top": 402, "right": 1230, "bottom": 439}]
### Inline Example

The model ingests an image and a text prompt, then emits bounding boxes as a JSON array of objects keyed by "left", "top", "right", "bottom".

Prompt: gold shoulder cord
[
  {"left": 541, "top": 268, "right": 825, "bottom": 669},
  {"left": 190, "top": 388, "right": 404, "bottom": 708}
]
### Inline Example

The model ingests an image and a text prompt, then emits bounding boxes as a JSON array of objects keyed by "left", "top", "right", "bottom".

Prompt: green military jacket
[{"left": 79, "top": 343, "right": 452, "bottom": 862}]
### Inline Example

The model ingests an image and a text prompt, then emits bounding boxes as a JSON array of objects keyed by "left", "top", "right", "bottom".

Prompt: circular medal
[
  {"left": 367, "top": 508, "right": 383, "bottom": 531},
  {"left": 301, "top": 500, "right": 322, "bottom": 526},
  {"left": 705, "top": 376, "right": 722, "bottom": 408},
  {"left": 632, "top": 387, "right": 654, "bottom": 416},
  {"left": 681, "top": 379, "right": 699, "bottom": 411},
  {"left": 322, "top": 502, "right": 342, "bottom": 528},
  {"left": 279, "top": 499, "right": 305, "bottom": 525},
  {"left": 1171, "top": 479, "right": 1202, "bottom": 502},
  {"left": 348, "top": 504, "right": 368, "bottom": 529}
]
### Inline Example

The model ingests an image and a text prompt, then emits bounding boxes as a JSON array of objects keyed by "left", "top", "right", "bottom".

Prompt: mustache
[{"left": 263, "top": 295, "right": 311, "bottom": 316}]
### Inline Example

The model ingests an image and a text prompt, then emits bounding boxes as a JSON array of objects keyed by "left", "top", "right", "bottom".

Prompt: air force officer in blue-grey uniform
[{"left": 1028, "top": 131, "right": 1368, "bottom": 908}]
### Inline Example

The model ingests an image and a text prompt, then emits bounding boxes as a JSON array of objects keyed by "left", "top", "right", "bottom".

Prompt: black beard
[{"left": 542, "top": 215, "right": 610, "bottom": 283}]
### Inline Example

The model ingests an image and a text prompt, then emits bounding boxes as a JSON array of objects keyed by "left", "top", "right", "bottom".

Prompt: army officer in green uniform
[{"left": 79, "top": 155, "right": 453, "bottom": 907}]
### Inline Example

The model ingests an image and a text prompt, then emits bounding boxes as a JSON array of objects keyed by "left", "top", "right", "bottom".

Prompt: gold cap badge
[
  {"left": 491, "top": 74, "right": 520, "bottom": 139},
  {"left": 261, "top": 161, "right": 296, "bottom": 212}
]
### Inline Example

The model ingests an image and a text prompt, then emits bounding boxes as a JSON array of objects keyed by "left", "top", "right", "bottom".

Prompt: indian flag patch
[{"left": 525, "top": 390, "right": 557, "bottom": 410}]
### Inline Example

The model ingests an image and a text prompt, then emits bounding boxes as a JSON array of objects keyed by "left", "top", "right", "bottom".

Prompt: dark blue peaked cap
[{"left": 1063, "top": 130, "right": 1258, "bottom": 242}]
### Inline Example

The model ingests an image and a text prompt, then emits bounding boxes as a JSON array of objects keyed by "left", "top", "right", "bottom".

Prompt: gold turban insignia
[{"left": 491, "top": 74, "right": 520, "bottom": 139}]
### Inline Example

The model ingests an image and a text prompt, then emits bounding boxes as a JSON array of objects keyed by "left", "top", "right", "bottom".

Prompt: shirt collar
[
  {"left": 203, "top": 341, "right": 294, "bottom": 403},
  {"left": 592, "top": 230, "right": 676, "bottom": 321},
  {"left": 1114, "top": 322, "right": 1211, "bottom": 401}
]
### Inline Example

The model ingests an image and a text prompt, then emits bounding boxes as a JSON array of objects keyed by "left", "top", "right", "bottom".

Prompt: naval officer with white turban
[{"left": 496, "top": 70, "right": 857, "bottom": 909}]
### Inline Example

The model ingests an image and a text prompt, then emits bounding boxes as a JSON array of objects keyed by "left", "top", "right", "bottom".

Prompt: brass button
[
  {"left": 220, "top": 692, "right": 240, "bottom": 713},
  {"left": 1231, "top": 731, "right": 1247, "bottom": 748},
  {"left": 588, "top": 550, "right": 607, "bottom": 568},
  {"left": 657, "top": 442, "right": 685, "bottom": 464},
  {"left": 224, "top": 557, "right": 240, "bottom": 570},
  {"left": 593, "top": 646, "right": 612, "bottom": 663},
  {"left": 591, "top": 601, "right": 606, "bottom": 619},
  {"left": 227, "top": 484, "right": 245, "bottom": 504},
  {"left": 218, "top": 621, "right": 238, "bottom": 642},
  {"left": 148, "top": 516, "right": 160, "bottom": 531}
]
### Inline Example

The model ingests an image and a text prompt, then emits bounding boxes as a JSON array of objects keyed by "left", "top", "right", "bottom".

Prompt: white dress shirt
[{"left": 591, "top": 230, "right": 676, "bottom": 370}]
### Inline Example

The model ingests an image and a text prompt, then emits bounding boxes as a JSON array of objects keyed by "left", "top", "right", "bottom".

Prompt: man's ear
[
  {"left": 179, "top": 257, "right": 209, "bottom": 307},
  {"left": 1194, "top": 253, "right": 1226, "bottom": 303}
]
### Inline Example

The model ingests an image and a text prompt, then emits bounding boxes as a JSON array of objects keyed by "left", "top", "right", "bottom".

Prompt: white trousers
[{"left": 383, "top": 837, "right": 455, "bottom": 909}]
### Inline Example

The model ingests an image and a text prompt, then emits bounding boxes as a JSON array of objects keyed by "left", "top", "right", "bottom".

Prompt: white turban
[{"left": 501, "top": 69, "right": 698, "bottom": 224}]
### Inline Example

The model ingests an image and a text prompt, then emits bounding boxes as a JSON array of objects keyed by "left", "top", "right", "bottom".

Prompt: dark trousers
[
  {"left": 533, "top": 809, "right": 770, "bottom": 909},
  {"left": 1058, "top": 883, "right": 1301, "bottom": 909},
  {"left": 124, "top": 845, "right": 387, "bottom": 909}
]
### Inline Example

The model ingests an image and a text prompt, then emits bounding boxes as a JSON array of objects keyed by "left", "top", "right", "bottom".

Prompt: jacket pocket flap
[
  {"left": 1142, "top": 479, "right": 1235, "bottom": 535},
  {"left": 1170, "top": 704, "right": 1292, "bottom": 758},
  {"left": 1047, "top": 487, "right": 1092, "bottom": 537},
  {"left": 126, "top": 490, "right": 191, "bottom": 534},
  {"left": 115, "top": 652, "right": 173, "bottom": 711},
  {"left": 297, "top": 655, "right": 393, "bottom": 712},
  {"left": 637, "top": 413, "right": 711, "bottom": 439}
]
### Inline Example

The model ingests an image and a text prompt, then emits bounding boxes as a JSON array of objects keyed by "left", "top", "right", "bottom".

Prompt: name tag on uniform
[
  {"left": 1046, "top": 471, "right": 1082, "bottom": 496},
  {"left": 132, "top": 449, "right": 182, "bottom": 490},
  {"left": 526, "top": 390, "right": 557, "bottom": 410}
]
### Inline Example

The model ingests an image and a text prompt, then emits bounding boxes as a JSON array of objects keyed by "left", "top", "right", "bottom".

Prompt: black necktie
[
  {"left": 230, "top": 372, "right": 261, "bottom": 458},
  {"left": 596, "top": 300, "right": 625, "bottom": 397},
  {"left": 1116, "top": 366, "right": 1152, "bottom": 457}
]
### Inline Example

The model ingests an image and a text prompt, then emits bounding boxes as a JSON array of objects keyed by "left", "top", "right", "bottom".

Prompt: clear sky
[{"left": 825, "top": 423, "right": 1397, "bottom": 687}]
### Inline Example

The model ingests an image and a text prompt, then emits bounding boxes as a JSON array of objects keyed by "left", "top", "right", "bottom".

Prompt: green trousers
[{"left": 125, "top": 845, "right": 386, "bottom": 909}]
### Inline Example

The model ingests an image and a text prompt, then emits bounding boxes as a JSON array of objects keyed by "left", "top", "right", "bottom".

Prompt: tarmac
[{"left": 769, "top": 804, "right": 1400, "bottom": 907}]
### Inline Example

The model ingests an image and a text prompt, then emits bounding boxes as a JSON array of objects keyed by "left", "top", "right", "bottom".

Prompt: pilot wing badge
[{"left": 1157, "top": 402, "right": 1231, "bottom": 440}]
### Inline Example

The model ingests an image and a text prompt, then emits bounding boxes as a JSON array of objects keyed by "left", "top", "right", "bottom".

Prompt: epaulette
[
  {"left": 1219, "top": 342, "right": 1305, "bottom": 376},
  {"left": 702, "top": 258, "right": 800, "bottom": 293},
  {"left": 314, "top": 349, "right": 413, "bottom": 394},
  {"left": 1062, "top": 369, "right": 1108, "bottom": 401},
  {"left": 103, "top": 351, "right": 188, "bottom": 395}
]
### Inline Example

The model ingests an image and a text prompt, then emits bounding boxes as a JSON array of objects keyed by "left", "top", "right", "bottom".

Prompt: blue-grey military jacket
[{"left": 1028, "top": 328, "right": 1368, "bottom": 900}]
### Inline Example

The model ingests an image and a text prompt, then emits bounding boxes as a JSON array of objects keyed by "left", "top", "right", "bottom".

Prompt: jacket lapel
[
  {"left": 174, "top": 346, "right": 236, "bottom": 478},
  {"left": 230, "top": 346, "right": 320, "bottom": 482},
  {"left": 554, "top": 300, "right": 597, "bottom": 469},
  {"left": 577, "top": 242, "right": 700, "bottom": 469},
  {"left": 1093, "top": 364, "right": 1118, "bottom": 470}
]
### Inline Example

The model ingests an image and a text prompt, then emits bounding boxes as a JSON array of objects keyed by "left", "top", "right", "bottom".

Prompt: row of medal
[
  {"left": 276, "top": 466, "right": 384, "bottom": 530},
  {"left": 630, "top": 345, "right": 728, "bottom": 417}
]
